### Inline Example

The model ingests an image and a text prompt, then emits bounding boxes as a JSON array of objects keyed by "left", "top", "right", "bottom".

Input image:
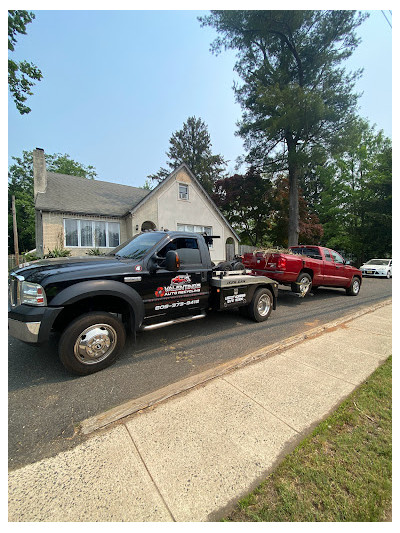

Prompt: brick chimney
[{"left": 33, "top": 148, "right": 47, "bottom": 197}]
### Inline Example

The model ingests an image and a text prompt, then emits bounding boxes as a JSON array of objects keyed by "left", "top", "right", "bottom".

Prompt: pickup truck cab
[
  {"left": 242, "top": 245, "right": 362, "bottom": 297},
  {"left": 8, "top": 231, "right": 278, "bottom": 375}
]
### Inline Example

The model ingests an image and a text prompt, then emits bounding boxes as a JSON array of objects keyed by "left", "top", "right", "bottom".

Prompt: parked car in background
[{"left": 360, "top": 259, "right": 392, "bottom": 278}]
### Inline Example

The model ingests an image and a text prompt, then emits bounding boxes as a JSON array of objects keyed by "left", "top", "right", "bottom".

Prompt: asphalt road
[{"left": 9, "top": 278, "right": 392, "bottom": 470}]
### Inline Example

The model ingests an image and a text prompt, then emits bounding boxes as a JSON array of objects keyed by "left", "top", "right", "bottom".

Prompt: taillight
[{"left": 277, "top": 256, "right": 287, "bottom": 270}]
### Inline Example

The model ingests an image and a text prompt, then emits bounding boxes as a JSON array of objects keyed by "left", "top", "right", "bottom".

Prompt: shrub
[{"left": 45, "top": 247, "right": 71, "bottom": 258}]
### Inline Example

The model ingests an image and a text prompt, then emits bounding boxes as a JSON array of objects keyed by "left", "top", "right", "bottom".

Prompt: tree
[
  {"left": 213, "top": 167, "right": 275, "bottom": 246},
  {"left": 316, "top": 119, "right": 392, "bottom": 263},
  {"left": 199, "top": 10, "right": 367, "bottom": 245},
  {"left": 8, "top": 151, "right": 97, "bottom": 253},
  {"left": 148, "top": 116, "right": 228, "bottom": 194},
  {"left": 8, "top": 10, "right": 42, "bottom": 115},
  {"left": 269, "top": 176, "right": 324, "bottom": 247}
]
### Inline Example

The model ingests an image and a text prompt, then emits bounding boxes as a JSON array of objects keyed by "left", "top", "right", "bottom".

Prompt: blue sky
[{"left": 8, "top": 9, "right": 392, "bottom": 188}]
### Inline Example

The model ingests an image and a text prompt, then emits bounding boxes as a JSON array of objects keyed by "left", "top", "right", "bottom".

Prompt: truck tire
[
  {"left": 291, "top": 272, "right": 312, "bottom": 296},
  {"left": 58, "top": 312, "right": 126, "bottom": 375},
  {"left": 248, "top": 288, "right": 273, "bottom": 322},
  {"left": 346, "top": 277, "right": 361, "bottom": 296},
  {"left": 233, "top": 261, "right": 246, "bottom": 271}
]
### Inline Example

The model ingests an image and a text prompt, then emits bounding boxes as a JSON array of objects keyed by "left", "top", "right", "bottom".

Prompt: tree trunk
[{"left": 287, "top": 139, "right": 299, "bottom": 246}]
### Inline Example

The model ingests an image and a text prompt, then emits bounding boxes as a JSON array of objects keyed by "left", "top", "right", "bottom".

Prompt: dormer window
[{"left": 179, "top": 183, "right": 189, "bottom": 200}]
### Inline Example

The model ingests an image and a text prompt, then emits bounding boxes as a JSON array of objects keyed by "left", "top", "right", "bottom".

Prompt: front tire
[
  {"left": 248, "top": 288, "right": 273, "bottom": 322},
  {"left": 58, "top": 312, "right": 126, "bottom": 375},
  {"left": 346, "top": 277, "right": 361, "bottom": 296}
]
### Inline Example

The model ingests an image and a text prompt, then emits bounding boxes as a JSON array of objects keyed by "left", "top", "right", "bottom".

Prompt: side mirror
[{"left": 165, "top": 250, "right": 180, "bottom": 272}]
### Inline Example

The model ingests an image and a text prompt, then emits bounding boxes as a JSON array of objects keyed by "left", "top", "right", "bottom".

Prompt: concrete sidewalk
[{"left": 8, "top": 301, "right": 392, "bottom": 522}]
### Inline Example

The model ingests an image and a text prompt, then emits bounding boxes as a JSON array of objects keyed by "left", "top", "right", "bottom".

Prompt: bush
[
  {"left": 22, "top": 252, "right": 39, "bottom": 262},
  {"left": 44, "top": 247, "right": 71, "bottom": 258},
  {"left": 86, "top": 248, "right": 104, "bottom": 256}
]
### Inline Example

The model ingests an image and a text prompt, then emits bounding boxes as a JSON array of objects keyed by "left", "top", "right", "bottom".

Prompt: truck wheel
[
  {"left": 248, "top": 288, "right": 273, "bottom": 322},
  {"left": 346, "top": 277, "right": 361, "bottom": 296},
  {"left": 233, "top": 261, "right": 246, "bottom": 271},
  {"left": 291, "top": 272, "right": 312, "bottom": 296},
  {"left": 58, "top": 312, "right": 126, "bottom": 375}
]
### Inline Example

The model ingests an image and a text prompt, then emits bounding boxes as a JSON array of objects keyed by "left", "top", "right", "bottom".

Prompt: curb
[{"left": 79, "top": 298, "right": 392, "bottom": 435}]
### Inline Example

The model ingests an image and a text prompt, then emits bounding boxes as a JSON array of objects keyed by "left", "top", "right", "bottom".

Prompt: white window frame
[
  {"left": 177, "top": 224, "right": 213, "bottom": 248},
  {"left": 63, "top": 218, "right": 120, "bottom": 248},
  {"left": 178, "top": 183, "right": 189, "bottom": 201}
]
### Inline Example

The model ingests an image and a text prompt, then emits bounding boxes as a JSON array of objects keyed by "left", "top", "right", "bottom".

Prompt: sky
[{"left": 7, "top": 7, "right": 392, "bottom": 189}]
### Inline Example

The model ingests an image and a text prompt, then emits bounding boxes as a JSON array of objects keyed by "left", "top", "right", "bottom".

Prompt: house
[{"left": 33, "top": 148, "right": 239, "bottom": 262}]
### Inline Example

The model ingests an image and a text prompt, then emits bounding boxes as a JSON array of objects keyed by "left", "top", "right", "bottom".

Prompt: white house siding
[{"left": 154, "top": 169, "right": 235, "bottom": 263}]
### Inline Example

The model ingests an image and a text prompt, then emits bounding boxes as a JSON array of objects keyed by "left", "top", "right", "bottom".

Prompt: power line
[{"left": 381, "top": 10, "right": 392, "bottom": 29}]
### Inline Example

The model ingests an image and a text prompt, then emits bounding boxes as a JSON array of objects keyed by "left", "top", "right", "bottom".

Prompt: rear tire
[
  {"left": 58, "top": 312, "right": 126, "bottom": 375},
  {"left": 248, "top": 288, "right": 273, "bottom": 322},
  {"left": 291, "top": 272, "right": 312, "bottom": 296}
]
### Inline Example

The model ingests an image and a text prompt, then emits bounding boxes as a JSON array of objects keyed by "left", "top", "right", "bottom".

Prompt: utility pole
[{"left": 12, "top": 195, "right": 19, "bottom": 267}]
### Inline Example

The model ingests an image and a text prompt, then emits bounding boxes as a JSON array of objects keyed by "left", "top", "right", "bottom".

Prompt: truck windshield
[{"left": 108, "top": 232, "right": 163, "bottom": 260}]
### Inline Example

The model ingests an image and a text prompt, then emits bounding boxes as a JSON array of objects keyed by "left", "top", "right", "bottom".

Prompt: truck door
[
  {"left": 329, "top": 250, "right": 348, "bottom": 286},
  {"left": 142, "top": 236, "right": 210, "bottom": 324},
  {"left": 322, "top": 248, "right": 336, "bottom": 285}
]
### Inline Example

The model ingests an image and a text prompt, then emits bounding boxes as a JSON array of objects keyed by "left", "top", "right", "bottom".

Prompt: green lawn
[{"left": 226, "top": 357, "right": 392, "bottom": 522}]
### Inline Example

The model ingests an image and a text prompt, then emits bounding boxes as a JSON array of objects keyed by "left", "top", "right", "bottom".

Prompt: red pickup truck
[{"left": 242, "top": 245, "right": 362, "bottom": 297}]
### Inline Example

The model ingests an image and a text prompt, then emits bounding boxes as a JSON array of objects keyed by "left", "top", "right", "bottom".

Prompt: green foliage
[
  {"left": 140, "top": 179, "right": 153, "bottom": 190},
  {"left": 86, "top": 248, "right": 104, "bottom": 256},
  {"left": 21, "top": 251, "right": 39, "bottom": 262},
  {"left": 8, "top": 10, "right": 42, "bottom": 115},
  {"left": 8, "top": 151, "right": 97, "bottom": 254},
  {"left": 148, "top": 116, "right": 228, "bottom": 194},
  {"left": 44, "top": 247, "right": 71, "bottom": 258},
  {"left": 214, "top": 168, "right": 323, "bottom": 247},
  {"left": 316, "top": 119, "right": 392, "bottom": 264},
  {"left": 46, "top": 153, "right": 97, "bottom": 180},
  {"left": 199, "top": 10, "right": 368, "bottom": 245}
]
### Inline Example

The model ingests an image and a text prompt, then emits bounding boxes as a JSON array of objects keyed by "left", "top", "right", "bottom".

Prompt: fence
[
  {"left": 225, "top": 244, "right": 257, "bottom": 261},
  {"left": 8, "top": 254, "right": 32, "bottom": 271}
]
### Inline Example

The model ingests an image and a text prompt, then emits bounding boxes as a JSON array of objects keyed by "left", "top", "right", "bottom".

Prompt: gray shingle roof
[{"left": 35, "top": 172, "right": 150, "bottom": 217}]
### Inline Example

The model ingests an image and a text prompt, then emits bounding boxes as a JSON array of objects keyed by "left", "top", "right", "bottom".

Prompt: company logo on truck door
[
  {"left": 171, "top": 274, "right": 191, "bottom": 286},
  {"left": 154, "top": 274, "right": 201, "bottom": 297}
]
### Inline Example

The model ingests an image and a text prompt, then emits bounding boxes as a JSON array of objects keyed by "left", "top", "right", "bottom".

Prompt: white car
[{"left": 360, "top": 259, "right": 392, "bottom": 278}]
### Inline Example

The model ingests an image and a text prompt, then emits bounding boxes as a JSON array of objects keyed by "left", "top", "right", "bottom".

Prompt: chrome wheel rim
[
  {"left": 74, "top": 324, "right": 117, "bottom": 365},
  {"left": 299, "top": 276, "right": 311, "bottom": 295},
  {"left": 352, "top": 279, "right": 360, "bottom": 294},
  {"left": 257, "top": 294, "right": 271, "bottom": 316}
]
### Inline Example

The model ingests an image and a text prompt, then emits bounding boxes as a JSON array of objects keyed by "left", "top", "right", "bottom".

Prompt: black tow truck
[{"left": 8, "top": 231, "right": 278, "bottom": 375}]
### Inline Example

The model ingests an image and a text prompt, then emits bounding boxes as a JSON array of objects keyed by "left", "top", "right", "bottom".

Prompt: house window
[
  {"left": 177, "top": 224, "right": 213, "bottom": 248},
  {"left": 64, "top": 219, "right": 120, "bottom": 248},
  {"left": 179, "top": 183, "right": 189, "bottom": 200}
]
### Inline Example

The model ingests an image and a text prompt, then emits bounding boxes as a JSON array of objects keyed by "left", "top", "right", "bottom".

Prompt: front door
[
  {"left": 141, "top": 236, "right": 210, "bottom": 325},
  {"left": 329, "top": 250, "right": 349, "bottom": 287}
]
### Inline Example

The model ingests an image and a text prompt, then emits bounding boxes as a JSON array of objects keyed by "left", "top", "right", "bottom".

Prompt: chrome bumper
[{"left": 8, "top": 318, "right": 41, "bottom": 343}]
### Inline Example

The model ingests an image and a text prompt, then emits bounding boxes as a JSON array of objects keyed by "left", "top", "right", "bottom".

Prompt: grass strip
[{"left": 225, "top": 356, "right": 392, "bottom": 522}]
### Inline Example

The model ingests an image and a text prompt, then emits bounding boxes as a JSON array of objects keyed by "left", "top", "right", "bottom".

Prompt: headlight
[{"left": 20, "top": 281, "right": 47, "bottom": 306}]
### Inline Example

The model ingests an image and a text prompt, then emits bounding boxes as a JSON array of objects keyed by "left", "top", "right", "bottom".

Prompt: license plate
[{"left": 366, "top": 270, "right": 373, "bottom": 274}]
